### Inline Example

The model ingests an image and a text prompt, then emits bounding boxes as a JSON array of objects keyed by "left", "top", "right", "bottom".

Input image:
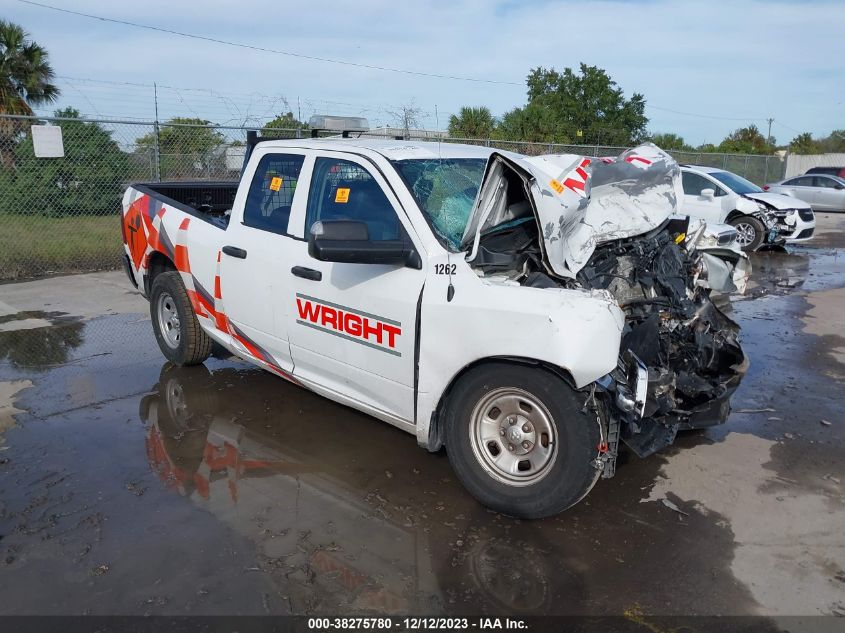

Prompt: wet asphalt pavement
[{"left": 1, "top": 216, "right": 844, "bottom": 620}]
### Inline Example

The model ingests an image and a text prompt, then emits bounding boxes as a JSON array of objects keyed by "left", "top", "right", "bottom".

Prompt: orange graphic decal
[{"left": 124, "top": 201, "right": 147, "bottom": 270}]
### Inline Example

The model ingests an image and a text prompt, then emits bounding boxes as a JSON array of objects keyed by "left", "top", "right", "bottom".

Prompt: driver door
[{"left": 283, "top": 153, "right": 426, "bottom": 424}]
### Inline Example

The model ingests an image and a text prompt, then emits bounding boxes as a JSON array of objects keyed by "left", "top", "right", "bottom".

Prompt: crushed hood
[
  {"left": 745, "top": 191, "right": 811, "bottom": 210},
  {"left": 463, "top": 143, "right": 683, "bottom": 279}
]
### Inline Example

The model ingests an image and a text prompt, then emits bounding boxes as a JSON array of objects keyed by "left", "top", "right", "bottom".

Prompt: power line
[
  {"left": 17, "top": 0, "right": 522, "bottom": 86},
  {"left": 773, "top": 120, "right": 803, "bottom": 135},
  {"left": 646, "top": 103, "right": 767, "bottom": 122}
]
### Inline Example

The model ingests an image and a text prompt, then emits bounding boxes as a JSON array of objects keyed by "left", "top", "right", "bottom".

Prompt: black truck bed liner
[{"left": 133, "top": 181, "right": 238, "bottom": 229}]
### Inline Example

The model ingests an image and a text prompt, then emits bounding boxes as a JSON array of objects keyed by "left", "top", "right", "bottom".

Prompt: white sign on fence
[
  {"left": 225, "top": 145, "right": 246, "bottom": 171},
  {"left": 31, "top": 124, "right": 65, "bottom": 158}
]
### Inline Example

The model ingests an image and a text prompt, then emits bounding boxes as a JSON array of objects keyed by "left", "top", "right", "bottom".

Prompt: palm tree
[
  {"left": 448, "top": 106, "right": 496, "bottom": 139},
  {"left": 0, "top": 20, "right": 60, "bottom": 168}
]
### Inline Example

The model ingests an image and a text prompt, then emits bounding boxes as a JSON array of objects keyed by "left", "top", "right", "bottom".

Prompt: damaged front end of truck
[
  {"left": 462, "top": 144, "right": 749, "bottom": 474},
  {"left": 577, "top": 218, "right": 747, "bottom": 464}
]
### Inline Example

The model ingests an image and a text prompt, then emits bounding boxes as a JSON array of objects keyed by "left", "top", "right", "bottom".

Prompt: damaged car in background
[
  {"left": 680, "top": 165, "right": 815, "bottom": 251},
  {"left": 123, "top": 128, "right": 748, "bottom": 518}
]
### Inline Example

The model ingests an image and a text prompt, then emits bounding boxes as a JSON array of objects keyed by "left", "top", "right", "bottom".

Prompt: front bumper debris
[{"left": 768, "top": 208, "right": 816, "bottom": 244}]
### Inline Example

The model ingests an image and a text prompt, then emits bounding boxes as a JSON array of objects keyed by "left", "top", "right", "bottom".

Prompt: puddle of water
[
  {"left": 740, "top": 246, "right": 845, "bottom": 302},
  {"left": 122, "top": 363, "right": 758, "bottom": 615},
  {"left": 0, "top": 314, "right": 85, "bottom": 371},
  {"left": 0, "top": 354, "right": 758, "bottom": 616}
]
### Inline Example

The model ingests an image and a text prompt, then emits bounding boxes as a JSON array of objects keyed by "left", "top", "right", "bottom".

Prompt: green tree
[
  {"left": 5, "top": 107, "right": 130, "bottom": 216},
  {"left": 263, "top": 111, "right": 309, "bottom": 135},
  {"left": 448, "top": 106, "right": 496, "bottom": 139},
  {"left": 818, "top": 130, "right": 845, "bottom": 153},
  {"left": 789, "top": 132, "right": 821, "bottom": 154},
  {"left": 650, "top": 133, "right": 692, "bottom": 151},
  {"left": 135, "top": 117, "right": 225, "bottom": 178},
  {"left": 718, "top": 124, "right": 775, "bottom": 154},
  {"left": 498, "top": 64, "right": 648, "bottom": 145},
  {"left": 0, "top": 20, "right": 60, "bottom": 168},
  {"left": 498, "top": 102, "right": 569, "bottom": 143}
]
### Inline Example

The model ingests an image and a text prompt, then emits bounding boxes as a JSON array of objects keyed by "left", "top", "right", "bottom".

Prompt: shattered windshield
[
  {"left": 711, "top": 171, "right": 763, "bottom": 195},
  {"left": 392, "top": 158, "right": 487, "bottom": 248}
]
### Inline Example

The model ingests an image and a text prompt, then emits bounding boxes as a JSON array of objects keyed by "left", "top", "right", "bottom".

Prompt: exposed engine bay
[
  {"left": 577, "top": 220, "right": 746, "bottom": 459},
  {"left": 464, "top": 144, "right": 749, "bottom": 471}
]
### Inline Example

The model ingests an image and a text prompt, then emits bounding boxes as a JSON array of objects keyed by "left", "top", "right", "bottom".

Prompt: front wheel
[
  {"left": 444, "top": 363, "right": 602, "bottom": 518},
  {"left": 729, "top": 215, "right": 766, "bottom": 252},
  {"left": 150, "top": 271, "right": 213, "bottom": 366}
]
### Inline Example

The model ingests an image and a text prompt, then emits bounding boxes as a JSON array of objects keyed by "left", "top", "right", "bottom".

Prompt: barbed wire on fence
[{"left": 0, "top": 113, "right": 788, "bottom": 281}]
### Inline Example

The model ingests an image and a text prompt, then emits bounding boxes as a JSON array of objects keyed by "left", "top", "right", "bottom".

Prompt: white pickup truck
[{"left": 121, "top": 134, "right": 748, "bottom": 518}]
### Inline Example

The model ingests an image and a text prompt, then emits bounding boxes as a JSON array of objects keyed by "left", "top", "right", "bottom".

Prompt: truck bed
[{"left": 132, "top": 181, "right": 238, "bottom": 229}]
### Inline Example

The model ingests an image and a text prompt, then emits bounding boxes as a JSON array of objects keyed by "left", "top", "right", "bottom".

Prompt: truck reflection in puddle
[{"left": 139, "top": 363, "right": 563, "bottom": 614}]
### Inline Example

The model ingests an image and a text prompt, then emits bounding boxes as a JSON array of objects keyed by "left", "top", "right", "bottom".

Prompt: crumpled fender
[{"left": 735, "top": 196, "right": 763, "bottom": 214}]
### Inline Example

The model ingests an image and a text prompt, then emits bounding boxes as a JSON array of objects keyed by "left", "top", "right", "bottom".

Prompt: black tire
[
  {"left": 729, "top": 214, "right": 766, "bottom": 252},
  {"left": 150, "top": 271, "right": 213, "bottom": 366},
  {"left": 444, "top": 363, "right": 601, "bottom": 519}
]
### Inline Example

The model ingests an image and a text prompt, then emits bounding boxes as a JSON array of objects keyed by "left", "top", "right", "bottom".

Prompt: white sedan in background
[
  {"left": 680, "top": 165, "right": 815, "bottom": 251},
  {"left": 764, "top": 174, "right": 845, "bottom": 212}
]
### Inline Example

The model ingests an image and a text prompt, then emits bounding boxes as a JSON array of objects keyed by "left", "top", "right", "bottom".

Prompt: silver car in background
[{"left": 764, "top": 174, "right": 845, "bottom": 212}]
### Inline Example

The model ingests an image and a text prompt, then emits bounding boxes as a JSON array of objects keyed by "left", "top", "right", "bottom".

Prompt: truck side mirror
[
  {"left": 308, "top": 220, "right": 422, "bottom": 269},
  {"left": 700, "top": 188, "right": 715, "bottom": 200}
]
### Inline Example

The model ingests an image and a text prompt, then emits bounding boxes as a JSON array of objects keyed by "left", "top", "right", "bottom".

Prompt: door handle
[
  {"left": 222, "top": 245, "right": 247, "bottom": 259},
  {"left": 291, "top": 266, "right": 322, "bottom": 281}
]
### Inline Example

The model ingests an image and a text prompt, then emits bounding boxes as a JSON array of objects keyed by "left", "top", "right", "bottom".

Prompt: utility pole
[
  {"left": 153, "top": 82, "right": 162, "bottom": 182},
  {"left": 766, "top": 117, "right": 774, "bottom": 145}
]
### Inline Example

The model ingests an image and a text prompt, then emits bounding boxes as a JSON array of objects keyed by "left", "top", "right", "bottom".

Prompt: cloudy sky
[{"left": 5, "top": 0, "right": 844, "bottom": 145}]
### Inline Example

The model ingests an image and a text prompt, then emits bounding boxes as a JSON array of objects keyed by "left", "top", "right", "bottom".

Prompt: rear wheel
[
  {"left": 444, "top": 363, "right": 601, "bottom": 518},
  {"left": 729, "top": 215, "right": 766, "bottom": 252},
  {"left": 150, "top": 271, "right": 212, "bottom": 366}
]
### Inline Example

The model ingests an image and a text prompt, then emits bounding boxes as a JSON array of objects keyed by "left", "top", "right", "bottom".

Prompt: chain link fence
[{"left": 0, "top": 113, "right": 788, "bottom": 281}]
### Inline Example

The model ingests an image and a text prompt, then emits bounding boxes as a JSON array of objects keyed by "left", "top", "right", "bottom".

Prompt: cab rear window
[{"left": 244, "top": 153, "right": 305, "bottom": 235}]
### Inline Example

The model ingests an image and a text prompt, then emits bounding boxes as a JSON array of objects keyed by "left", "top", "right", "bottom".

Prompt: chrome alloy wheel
[
  {"left": 468, "top": 387, "right": 558, "bottom": 486},
  {"left": 156, "top": 291, "right": 181, "bottom": 349},
  {"left": 733, "top": 222, "right": 756, "bottom": 247}
]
